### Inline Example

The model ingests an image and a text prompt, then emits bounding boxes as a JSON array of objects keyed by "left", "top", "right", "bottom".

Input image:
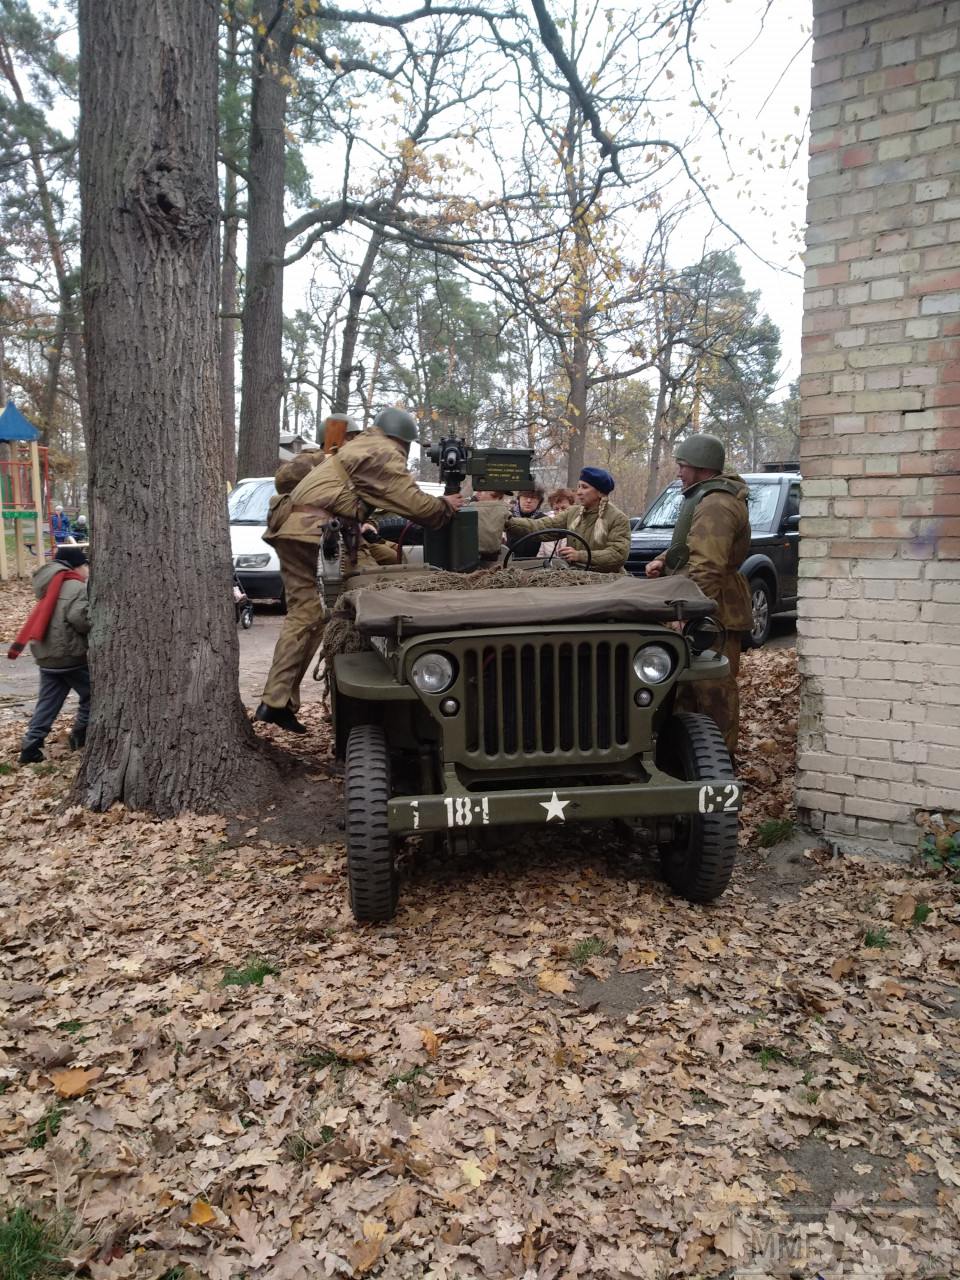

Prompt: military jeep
[{"left": 330, "top": 573, "right": 740, "bottom": 922}]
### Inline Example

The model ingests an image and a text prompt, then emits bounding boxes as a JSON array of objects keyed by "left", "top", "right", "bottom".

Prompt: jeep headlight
[
  {"left": 234, "top": 553, "right": 271, "bottom": 569},
  {"left": 410, "top": 652, "right": 455, "bottom": 694},
  {"left": 634, "top": 644, "right": 673, "bottom": 684}
]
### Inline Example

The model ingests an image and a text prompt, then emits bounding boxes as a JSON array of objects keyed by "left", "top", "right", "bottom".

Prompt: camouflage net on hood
[{"left": 322, "top": 565, "right": 611, "bottom": 659}]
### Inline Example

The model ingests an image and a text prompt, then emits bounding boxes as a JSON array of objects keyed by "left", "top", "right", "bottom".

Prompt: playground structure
[{"left": 0, "top": 402, "right": 50, "bottom": 582}]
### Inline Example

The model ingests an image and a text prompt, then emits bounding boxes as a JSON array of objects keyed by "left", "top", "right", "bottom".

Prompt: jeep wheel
[
  {"left": 345, "top": 724, "right": 398, "bottom": 923},
  {"left": 656, "top": 712, "right": 737, "bottom": 903},
  {"left": 745, "top": 576, "right": 773, "bottom": 648}
]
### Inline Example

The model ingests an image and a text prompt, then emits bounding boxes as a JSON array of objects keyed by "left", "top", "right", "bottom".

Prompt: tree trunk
[
  {"left": 333, "top": 227, "right": 386, "bottom": 415},
  {"left": 564, "top": 327, "right": 589, "bottom": 487},
  {"left": 645, "top": 365, "right": 671, "bottom": 507},
  {"left": 221, "top": 179, "right": 239, "bottom": 485},
  {"left": 40, "top": 304, "right": 66, "bottom": 440},
  {"left": 236, "top": 1, "right": 296, "bottom": 479},
  {"left": 77, "top": 0, "right": 259, "bottom": 815}
]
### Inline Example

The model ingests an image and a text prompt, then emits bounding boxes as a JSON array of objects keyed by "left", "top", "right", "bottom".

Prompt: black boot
[
  {"left": 68, "top": 727, "right": 87, "bottom": 751},
  {"left": 254, "top": 703, "right": 307, "bottom": 734},
  {"left": 19, "top": 744, "right": 44, "bottom": 764}
]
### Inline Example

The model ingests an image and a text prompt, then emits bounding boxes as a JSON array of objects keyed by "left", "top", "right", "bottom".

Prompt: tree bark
[
  {"left": 221, "top": 163, "right": 240, "bottom": 485},
  {"left": 77, "top": 0, "right": 259, "bottom": 815},
  {"left": 39, "top": 303, "right": 67, "bottom": 441},
  {"left": 236, "top": 1, "right": 296, "bottom": 480}
]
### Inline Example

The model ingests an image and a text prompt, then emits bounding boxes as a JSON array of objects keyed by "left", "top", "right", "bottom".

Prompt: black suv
[{"left": 626, "top": 466, "right": 801, "bottom": 647}]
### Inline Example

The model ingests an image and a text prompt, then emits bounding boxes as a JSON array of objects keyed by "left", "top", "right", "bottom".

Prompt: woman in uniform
[{"left": 504, "top": 466, "right": 630, "bottom": 573}]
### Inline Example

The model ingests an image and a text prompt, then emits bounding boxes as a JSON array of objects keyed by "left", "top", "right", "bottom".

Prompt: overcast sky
[{"left": 688, "top": 2, "right": 811, "bottom": 391}]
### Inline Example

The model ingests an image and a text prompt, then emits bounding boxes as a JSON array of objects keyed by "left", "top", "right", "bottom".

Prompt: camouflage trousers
[
  {"left": 674, "top": 632, "right": 743, "bottom": 759},
  {"left": 260, "top": 538, "right": 325, "bottom": 714}
]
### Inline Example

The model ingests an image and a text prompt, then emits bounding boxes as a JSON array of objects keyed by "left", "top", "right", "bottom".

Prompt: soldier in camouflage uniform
[
  {"left": 645, "top": 434, "right": 751, "bottom": 757},
  {"left": 254, "top": 409, "right": 463, "bottom": 733}
]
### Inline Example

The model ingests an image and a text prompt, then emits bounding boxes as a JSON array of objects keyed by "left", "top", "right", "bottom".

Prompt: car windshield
[
  {"left": 228, "top": 480, "right": 275, "bottom": 524},
  {"left": 638, "top": 478, "right": 783, "bottom": 533}
]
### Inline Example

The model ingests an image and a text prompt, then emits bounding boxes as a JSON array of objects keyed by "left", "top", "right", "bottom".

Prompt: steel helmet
[
  {"left": 674, "top": 433, "right": 725, "bottom": 472},
  {"left": 374, "top": 407, "right": 419, "bottom": 445}
]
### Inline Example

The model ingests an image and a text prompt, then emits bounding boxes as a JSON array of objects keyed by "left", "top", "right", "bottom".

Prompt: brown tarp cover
[{"left": 351, "top": 575, "right": 716, "bottom": 636}]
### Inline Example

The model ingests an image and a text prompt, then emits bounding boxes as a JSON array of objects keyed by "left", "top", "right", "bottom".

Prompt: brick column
[{"left": 799, "top": 0, "right": 960, "bottom": 857}]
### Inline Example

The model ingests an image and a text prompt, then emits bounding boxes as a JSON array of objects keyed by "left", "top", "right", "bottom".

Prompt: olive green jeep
[{"left": 330, "top": 573, "right": 740, "bottom": 922}]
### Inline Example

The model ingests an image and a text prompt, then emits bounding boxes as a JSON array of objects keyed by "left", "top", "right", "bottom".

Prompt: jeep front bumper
[{"left": 386, "top": 768, "right": 741, "bottom": 835}]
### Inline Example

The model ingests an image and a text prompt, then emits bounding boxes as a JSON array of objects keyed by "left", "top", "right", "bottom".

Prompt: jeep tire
[
  {"left": 345, "top": 724, "right": 398, "bottom": 922},
  {"left": 656, "top": 712, "right": 738, "bottom": 902}
]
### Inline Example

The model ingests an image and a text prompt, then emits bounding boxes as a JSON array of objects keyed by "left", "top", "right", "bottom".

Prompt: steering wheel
[{"left": 503, "top": 528, "right": 593, "bottom": 572}]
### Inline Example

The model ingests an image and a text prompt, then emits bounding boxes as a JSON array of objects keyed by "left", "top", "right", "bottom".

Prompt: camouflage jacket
[
  {"left": 265, "top": 430, "right": 452, "bottom": 544},
  {"left": 668, "top": 475, "right": 752, "bottom": 631},
  {"left": 505, "top": 498, "right": 631, "bottom": 573}
]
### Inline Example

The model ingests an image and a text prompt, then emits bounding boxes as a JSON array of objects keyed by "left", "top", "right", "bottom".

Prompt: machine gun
[
  {"left": 426, "top": 437, "right": 536, "bottom": 496},
  {"left": 422, "top": 437, "right": 537, "bottom": 572}
]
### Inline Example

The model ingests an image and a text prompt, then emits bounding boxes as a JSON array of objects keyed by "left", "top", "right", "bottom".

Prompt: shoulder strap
[
  {"left": 664, "top": 478, "right": 741, "bottom": 571},
  {"left": 324, "top": 451, "right": 359, "bottom": 504}
]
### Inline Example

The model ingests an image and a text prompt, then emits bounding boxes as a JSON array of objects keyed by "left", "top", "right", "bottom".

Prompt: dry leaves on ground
[{"left": 1, "top": 590, "right": 958, "bottom": 1278}]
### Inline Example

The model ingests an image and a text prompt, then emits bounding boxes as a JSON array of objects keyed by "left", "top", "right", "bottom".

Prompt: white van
[{"left": 229, "top": 477, "right": 283, "bottom": 602}]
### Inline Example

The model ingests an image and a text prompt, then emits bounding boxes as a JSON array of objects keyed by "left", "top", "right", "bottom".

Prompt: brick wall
[{"left": 799, "top": 0, "right": 960, "bottom": 857}]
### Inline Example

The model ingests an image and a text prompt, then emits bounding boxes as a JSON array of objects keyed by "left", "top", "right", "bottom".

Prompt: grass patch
[
  {"left": 911, "top": 902, "right": 932, "bottom": 927},
  {"left": 26, "top": 1106, "right": 65, "bottom": 1151},
  {"left": 386, "top": 1065, "right": 426, "bottom": 1089},
  {"left": 221, "top": 957, "right": 279, "bottom": 988},
  {"left": 297, "top": 1048, "right": 355, "bottom": 1088},
  {"left": 863, "top": 926, "right": 891, "bottom": 949},
  {"left": 570, "top": 937, "right": 608, "bottom": 966},
  {"left": 284, "top": 1125, "right": 335, "bottom": 1163},
  {"left": 751, "top": 1045, "right": 791, "bottom": 1070},
  {"left": 920, "top": 831, "right": 960, "bottom": 878},
  {"left": 0, "top": 763, "right": 14, "bottom": 777},
  {"left": 158, "top": 1271, "right": 185, "bottom": 1280},
  {"left": 0, "top": 1203, "right": 71, "bottom": 1279},
  {"left": 55, "top": 1021, "right": 83, "bottom": 1035},
  {"left": 757, "top": 818, "right": 795, "bottom": 848}
]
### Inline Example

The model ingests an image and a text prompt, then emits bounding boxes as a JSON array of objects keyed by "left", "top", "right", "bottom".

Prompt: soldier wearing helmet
[
  {"left": 254, "top": 407, "right": 464, "bottom": 733},
  {"left": 645, "top": 433, "right": 751, "bottom": 757}
]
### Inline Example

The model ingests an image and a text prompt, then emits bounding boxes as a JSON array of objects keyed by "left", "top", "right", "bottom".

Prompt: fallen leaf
[
  {"left": 48, "top": 1067, "right": 103, "bottom": 1098},
  {"left": 459, "top": 1159, "right": 487, "bottom": 1187},
  {"left": 383, "top": 1185, "right": 418, "bottom": 1226},
  {"left": 892, "top": 893, "right": 916, "bottom": 924},
  {"left": 186, "top": 1199, "right": 216, "bottom": 1227},
  {"left": 830, "top": 955, "right": 857, "bottom": 981},
  {"left": 420, "top": 1027, "right": 440, "bottom": 1058},
  {"left": 349, "top": 1238, "right": 383, "bottom": 1276},
  {"left": 537, "top": 969, "right": 574, "bottom": 995},
  {"left": 704, "top": 936, "right": 726, "bottom": 954},
  {"left": 301, "top": 872, "right": 337, "bottom": 890}
]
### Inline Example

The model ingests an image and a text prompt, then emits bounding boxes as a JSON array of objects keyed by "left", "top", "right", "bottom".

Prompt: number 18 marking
[{"left": 442, "top": 796, "right": 490, "bottom": 827}]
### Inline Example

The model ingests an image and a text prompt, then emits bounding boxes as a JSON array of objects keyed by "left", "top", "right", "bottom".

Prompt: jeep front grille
[{"left": 462, "top": 640, "right": 630, "bottom": 759}]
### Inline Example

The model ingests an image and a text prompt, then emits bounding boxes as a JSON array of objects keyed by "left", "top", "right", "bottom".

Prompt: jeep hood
[{"left": 348, "top": 576, "right": 715, "bottom": 637}]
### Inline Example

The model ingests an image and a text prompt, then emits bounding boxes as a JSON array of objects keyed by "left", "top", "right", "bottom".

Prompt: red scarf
[{"left": 7, "top": 570, "right": 85, "bottom": 660}]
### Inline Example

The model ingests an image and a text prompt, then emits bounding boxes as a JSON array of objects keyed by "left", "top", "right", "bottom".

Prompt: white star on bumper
[{"left": 540, "top": 791, "right": 570, "bottom": 822}]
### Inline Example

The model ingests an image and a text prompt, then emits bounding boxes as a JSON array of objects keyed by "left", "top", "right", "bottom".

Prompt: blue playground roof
[{"left": 0, "top": 402, "right": 41, "bottom": 442}]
